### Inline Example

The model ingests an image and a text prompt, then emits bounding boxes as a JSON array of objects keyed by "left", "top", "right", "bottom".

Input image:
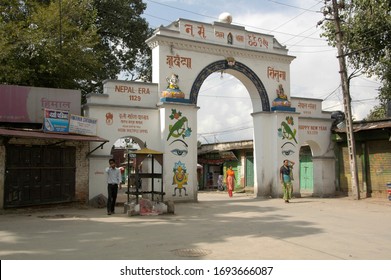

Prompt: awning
[
  {"left": 219, "top": 151, "right": 238, "bottom": 161},
  {"left": 198, "top": 158, "right": 225, "bottom": 165},
  {"left": 0, "top": 128, "right": 108, "bottom": 142}
]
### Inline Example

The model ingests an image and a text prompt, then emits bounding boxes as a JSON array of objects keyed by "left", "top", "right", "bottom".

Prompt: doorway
[
  {"left": 246, "top": 154, "right": 254, "bottom": 187},
  {"left": 299, "top": 146, "right": 313, "bottom": 193}
]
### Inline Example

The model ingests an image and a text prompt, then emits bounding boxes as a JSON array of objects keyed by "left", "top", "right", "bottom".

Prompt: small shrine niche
[
  {"left": 160, "top": 73, "right": 191, "bottom": 104},
  {"left": 271, "top": 84, "right": 296, "bottom": 112}
]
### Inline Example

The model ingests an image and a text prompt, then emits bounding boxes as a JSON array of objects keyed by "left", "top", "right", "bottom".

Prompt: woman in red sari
[{"left": 226, "top": 165, "right": 236, "bottom": 198}]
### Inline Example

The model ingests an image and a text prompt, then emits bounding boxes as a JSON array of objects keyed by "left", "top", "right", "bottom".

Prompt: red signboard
[{"left": 0, "top": 85, "right": 81, "bottom": 124}]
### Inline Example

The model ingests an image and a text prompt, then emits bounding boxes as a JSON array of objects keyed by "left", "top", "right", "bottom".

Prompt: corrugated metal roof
[
  {"left": 333, "top": 119, "right": 391, "bottom": 133},
  {"left": 0, "top": 127, "right": 108, "bottom": 142},
  {"left": 198, "top": 140, "right": 253, "bottom": 155}
]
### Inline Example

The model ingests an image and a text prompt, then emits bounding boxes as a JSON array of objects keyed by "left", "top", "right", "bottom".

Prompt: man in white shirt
[{"left": 105, "top": 159, "right": 122, "bottom": 215}]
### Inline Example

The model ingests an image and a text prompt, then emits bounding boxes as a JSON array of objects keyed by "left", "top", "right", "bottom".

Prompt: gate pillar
[
  {"left": 159, "top": 101, "right": 199, "bottom": 202},
  {"left": 253, "top": 111, "right": 300, "bottom": 198}
]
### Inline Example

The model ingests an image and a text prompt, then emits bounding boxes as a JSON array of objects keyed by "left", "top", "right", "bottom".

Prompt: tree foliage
[
  {"left": 320, "top": 0, "right": 391, "bottom": 120},
  {"left": 365, "top": 104, "right": 387, "bottom": 121},
  {"left": 91, "top": 0, "right": 153, "bottom": 93},
  {"left": 0, "top": 0, "right": 153, "bottom": 102}
]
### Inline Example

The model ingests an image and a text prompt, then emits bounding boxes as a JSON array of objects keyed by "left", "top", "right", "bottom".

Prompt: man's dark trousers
[{"left": 107, "top": 184, "right": 118, "bottom": 214}]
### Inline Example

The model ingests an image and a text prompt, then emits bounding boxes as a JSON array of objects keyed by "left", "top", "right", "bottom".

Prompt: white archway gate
[{"left": 85, "top": 15, "right": 335, "bottom": 202}]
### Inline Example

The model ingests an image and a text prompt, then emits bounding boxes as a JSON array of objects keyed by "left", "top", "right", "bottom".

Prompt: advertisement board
[
  {"left": 0, "top": 85, "right": 80, "bottom": 123},
  {"left": 43, "top": 109, "right": 69, "bottom": 133},
  {"left": 69, "top": 114, "right": 97, "bottom": 136}
]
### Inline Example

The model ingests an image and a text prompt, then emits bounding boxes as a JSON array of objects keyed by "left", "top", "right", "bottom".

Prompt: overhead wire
[
  {"left": 144, "top": 0, "right": 334, "bottom": 98},
  {"left": 322, "top": 84, "right": 341, "bottom": 100},
  {"left": 266, "top": 0, "right": 321, "bottom": 12},
  {"left": 199, "top": 125, "right": 253, "bottom": 136},
  {"left": 145, "top": 0, "right": 335, "bottom": 55},
  {"left": 268, "top": 1, "right": 323, "bottom": 34},
  {"left": 144, "top": 0, "right": 327, "bottom": 42},
  {"left": 144, "top": 0, "right": 381, "bottom": 122},
  {"left": 322, "top": 98, "right": 378, "bottom": 111}
]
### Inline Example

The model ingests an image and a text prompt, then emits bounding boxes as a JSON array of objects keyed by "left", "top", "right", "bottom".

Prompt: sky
[{"left": 141, "top": 0, "right": 381, "bottom": 144}]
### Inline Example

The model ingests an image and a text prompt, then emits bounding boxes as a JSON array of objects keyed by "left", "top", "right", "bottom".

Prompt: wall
[
  {"left": 312, "top": 157, "right": 335, "bottom": 197},
  {"left": 84, "top": 80, "right": 200, "bottom": 202},
  {"left": 84, "top": 80, "right": 162, "bottom": 199},
  {"left": 337, "top": 137, "right": 391, "bottom": 198},
  {"left": 0, "top": 139, "right": 89, "bottom": 209},
  {"left": 292, "top": 97, "right": 335, "bottom": 197},
  {"left": 292, "top": 97, "right": 334, "bottom": 157}
]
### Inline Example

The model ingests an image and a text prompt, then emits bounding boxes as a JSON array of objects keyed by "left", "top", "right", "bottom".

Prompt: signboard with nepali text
[
  {"left": 101, "top": 80, "right": 159, "bottom": 108},
  {"left": 43, "top": 109, "right": 69, "bottom": 133},
  {"left": 0, "top": 85, "right": 80, "bottom": 124}
]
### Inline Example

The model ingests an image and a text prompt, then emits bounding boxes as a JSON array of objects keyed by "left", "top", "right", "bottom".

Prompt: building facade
[
  {"left": 0, "top": 85, "right": 107, "bottom": 209},
  {"left": 333, "top": 119, "right": 391, "bottom": 198}
]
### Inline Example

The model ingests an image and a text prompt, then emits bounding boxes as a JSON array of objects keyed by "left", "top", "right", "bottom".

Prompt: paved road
[{"left": 1, "top": 192, "right": 390, "bottom": 260}]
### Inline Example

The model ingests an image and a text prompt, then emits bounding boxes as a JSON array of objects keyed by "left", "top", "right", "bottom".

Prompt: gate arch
[
  {"left": 190, "top": 60, "right": 270, "bottom": 111},
  {"left": 86, "top": 15, "right": 314, "bottom": 202}
]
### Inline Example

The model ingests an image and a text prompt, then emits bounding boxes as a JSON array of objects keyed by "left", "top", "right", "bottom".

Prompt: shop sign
[
  {"left": 69, "top": 114, "right": 97, "bottom": 136},
  {"left": 43, "top": 108, "right": 69, "bottom": 133}
]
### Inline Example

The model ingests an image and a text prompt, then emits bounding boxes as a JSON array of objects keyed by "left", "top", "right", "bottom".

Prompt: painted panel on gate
[
  {"left": 166, "top": 109, "right": 193, "bottom": 197},
  {"left": 278, "top": 116, "right": 298, "bottom": 158}
]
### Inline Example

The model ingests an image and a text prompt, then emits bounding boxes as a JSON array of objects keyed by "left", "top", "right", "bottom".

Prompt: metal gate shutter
[
  {"left": 4, "top": 145, "right": 76, "bottom": 208},
  {"left": 367, "top": 140, "right": 391, "bottom": 193},
  {"left": 339, "top": 144, "right": 364, "bottom": 193}
]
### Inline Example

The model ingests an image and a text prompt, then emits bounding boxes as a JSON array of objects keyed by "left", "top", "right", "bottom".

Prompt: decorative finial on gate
[{"left": 218, "top": 12, "right": 232, "bottom": 24}]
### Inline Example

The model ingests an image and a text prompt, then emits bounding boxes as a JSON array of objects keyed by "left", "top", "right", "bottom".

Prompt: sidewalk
[{"left": 0, "top": 191, "right": 390, "bottom": 260}]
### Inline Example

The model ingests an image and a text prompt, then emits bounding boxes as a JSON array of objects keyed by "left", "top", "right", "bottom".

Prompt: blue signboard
[{"left": 43, "top": 109, "right": 69, "bottom": 133}]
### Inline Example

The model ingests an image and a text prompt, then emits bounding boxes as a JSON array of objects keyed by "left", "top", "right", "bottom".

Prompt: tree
[
  {"left": 90, "top": 0, "right": 153, "bottom": 95},
  {"left": 365, "top": 104, "right": 387, "bottom": 121},
  {"left": 320, "top": 0, "right": 391, "bottom": 117},
  {"left": 0, "top": 0, "right": 153, "bottom": 102},
  {"left": 0, "top": 0, "right": 101, "bottom": 90}
]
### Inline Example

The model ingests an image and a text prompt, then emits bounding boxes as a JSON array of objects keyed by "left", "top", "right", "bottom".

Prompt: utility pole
[
  {"left": 331, "top": 0, "right": 360, "bottom": 199},
  {"left": 59, "top": 0, "right": 63, "bottom": 88}
]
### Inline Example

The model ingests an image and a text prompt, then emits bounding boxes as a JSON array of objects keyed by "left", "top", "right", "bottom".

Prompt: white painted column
[
  {"left": 252, "top": 111, "right": 300, "bottom": 198},
  {"left": 159, "top": 102, "right": 198, "bottom": 202},
  {"left": 252, "top": 111, "right": 276, "bottom": 197}
]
